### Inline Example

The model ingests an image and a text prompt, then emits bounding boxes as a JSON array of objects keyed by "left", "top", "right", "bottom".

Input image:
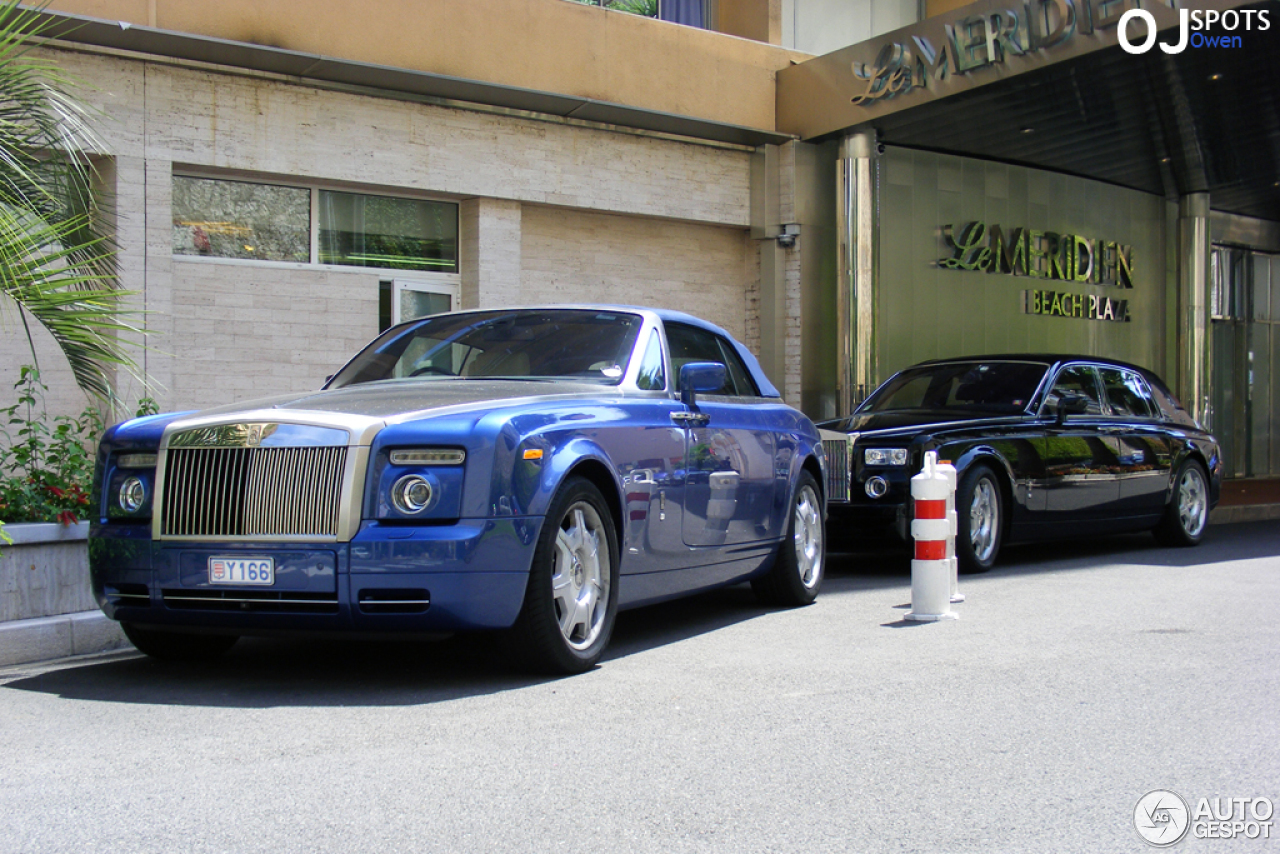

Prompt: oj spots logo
[{"left": 1135, "top": 790, "right": 1190, "bottom": 847}]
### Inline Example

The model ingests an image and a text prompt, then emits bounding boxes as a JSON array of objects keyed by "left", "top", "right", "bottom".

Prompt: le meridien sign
[
  {"left": 939, "top": 221, "right": 1133, "bottom": 322},
  {"left": 852, "top": 0, "right": 1173, "bottom": 106}
]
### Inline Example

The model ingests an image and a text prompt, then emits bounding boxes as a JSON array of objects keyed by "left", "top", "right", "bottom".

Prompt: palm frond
[
  {"left": 0, "top": 208, "right": 141, "bottom": 401},
  {"left": 0, "top": 0, "right": 138, "bottom": 402}
]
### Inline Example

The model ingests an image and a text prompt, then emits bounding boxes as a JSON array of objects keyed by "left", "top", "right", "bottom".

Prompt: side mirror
[
  {"left": 1056, "top": 392, "right": 1091, "bottom": 423},
  {"left": 679, "top": 362, "right": 726, "bottom": 407}
]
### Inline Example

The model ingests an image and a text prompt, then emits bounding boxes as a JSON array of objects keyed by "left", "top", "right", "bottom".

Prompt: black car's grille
[
  {"left": 161, "top": 589, "right": 340, "bottom": 614},
  {"left": 823, "top": 436, "right": 851, "bottom": 502},
  {"left": 160, "top": 446, "right": 347, "bottom": 538}
]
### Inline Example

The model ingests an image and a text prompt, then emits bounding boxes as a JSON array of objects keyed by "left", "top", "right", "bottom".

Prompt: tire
[
  {"left": 121, "top": 623, "right": 238, "bottom": 662},
  {"left": 504, "top": 477, "right": 620, "bottom": 675},
  {"left": 1153, "top": 459, "right": 1209, "bottom": 547},
  {"left": 956, "top": 465, "right": 1002, "bottom": 574},
  {"left": 752, "top": 471, "right": 825, "bottom": 607}
]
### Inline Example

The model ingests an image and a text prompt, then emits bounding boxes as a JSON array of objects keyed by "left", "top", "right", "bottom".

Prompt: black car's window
[
  {"left": 635, "top": 330, "right": 666, "bottom": 391},
  {"left": 329, "top": 309, "right": 643, "bottom": 387},
  {"left": 1099, "top": 367, "right": 1156, "bottom": 418},
  {"left": 1042, "top": 364, "right": 1105, "bottom": 417},
  {"left": 861, "top": 362, "right": 1047, "bottom": 413},
  {"left": 666, "top": 322, "right": 758, "bottom": 396}
]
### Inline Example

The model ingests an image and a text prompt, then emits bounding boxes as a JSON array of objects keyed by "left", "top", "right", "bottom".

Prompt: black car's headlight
[{"left": 864, "top": 448, "right": 909, "bottom": 466}]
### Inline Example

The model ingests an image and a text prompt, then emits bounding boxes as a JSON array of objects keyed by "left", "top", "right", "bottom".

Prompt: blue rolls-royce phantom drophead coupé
[{"left": 91, "top": 306, "right": 827, "bottom": 673}]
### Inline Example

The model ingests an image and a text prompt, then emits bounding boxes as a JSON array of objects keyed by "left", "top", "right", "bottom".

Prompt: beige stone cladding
[
  {"left": 0, "top": 47, "right": 774, "bottom": 420},
  {"left": 520, "top": 206, "right": 753, "bottom": 343},
  {"left": 169, "top": 259, "right": 379, "bottom": 410}
]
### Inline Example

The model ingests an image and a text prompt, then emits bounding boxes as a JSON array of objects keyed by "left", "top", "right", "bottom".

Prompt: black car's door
[
  {"left": 1097, "top": 366, "right": 1176, "bottom": 519},
  {"left": 1030, "top": 364, "right": 1122, "bottom": 519}
]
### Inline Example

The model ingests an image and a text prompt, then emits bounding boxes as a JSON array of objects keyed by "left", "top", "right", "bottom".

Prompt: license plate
[{"left": 208, "top": 557, "right": 275, "bottom": 586}]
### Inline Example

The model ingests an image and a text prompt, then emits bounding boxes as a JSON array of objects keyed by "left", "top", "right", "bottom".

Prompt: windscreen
[
  {"left": 328, "top": 309, "right": 643, "bottom": 388},
  {"left": 860, "top": 361, "right": 1049, "bottom": 414}
]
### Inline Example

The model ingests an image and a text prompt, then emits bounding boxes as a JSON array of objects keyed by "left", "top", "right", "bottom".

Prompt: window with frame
[
  {"left": 172, "top": 175, "right": 459, "bottom": 276},
  {"left": 318, "top": 190, "right": 457, "bottom": 273},
  {"left": 1042, "top": 365, "right": 1105, "bottom": 417},
  {"left": 665, "top": 322, "right": 759, "bottom": 397},
  {"left": 172, "top": 176, "right": 310, "bottom": 262},
  {"left": 1099, "top": 368, "right": 1156, "bottom": 418}
]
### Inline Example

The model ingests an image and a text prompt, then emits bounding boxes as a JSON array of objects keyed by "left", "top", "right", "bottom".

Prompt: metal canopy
[
  {"left": 843, "top": 2, "right": 1280, "bottom": 223},
  {"left": 35, "top": 8, "right": 794, "bottom": 149}
]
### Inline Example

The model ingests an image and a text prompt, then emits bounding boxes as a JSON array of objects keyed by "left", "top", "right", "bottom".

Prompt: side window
[
  {"left": 1042, "top": 365, "right": 1104, "bottom": 417},
  {"left": 1099, "top": 367, "right": 1155, "bottom": 418},
  {"left": 635, "top": 330, "right": 666, "bottom": 391},
  {"left": 716, "top": 338, "right": 760, "bottom": 397},
  {"left": 666, "top": 322, "right": 735, "bottom": 396}
]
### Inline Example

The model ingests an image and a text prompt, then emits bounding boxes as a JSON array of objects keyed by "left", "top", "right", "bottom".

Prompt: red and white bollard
[
  {"left": 937, "top": 458, "right": 964, "bottom": 604},
  {"left": 905, "top": 450, "right": 958, "bottom": 621}
]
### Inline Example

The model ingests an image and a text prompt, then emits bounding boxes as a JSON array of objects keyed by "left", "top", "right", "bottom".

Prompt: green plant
[
  {"left": 0, "top": 0, "right": 147, "bottom": 402},
  {"left": 0, "top": 365, "right": 102, "bottom": 525}
]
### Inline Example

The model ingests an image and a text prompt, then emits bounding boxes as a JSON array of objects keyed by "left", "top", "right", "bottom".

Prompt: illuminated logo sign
[{"left": 939, "top": 221, "right": 1133, "bottom": 322}]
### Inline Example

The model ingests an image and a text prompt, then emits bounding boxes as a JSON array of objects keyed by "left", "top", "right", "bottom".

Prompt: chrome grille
[
  {"left": 822, "top": 435, "right": 851, "bottom": 502},
  {"left": 160, "top": 446, "right": 348, "bottom": 538}
]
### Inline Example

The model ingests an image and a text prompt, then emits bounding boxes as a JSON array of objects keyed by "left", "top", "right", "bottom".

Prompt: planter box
[{"left": 1, "top": 521, "right": 95, "bottom": 623}]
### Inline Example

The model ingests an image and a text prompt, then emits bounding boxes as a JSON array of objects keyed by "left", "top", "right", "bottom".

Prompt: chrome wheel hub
[
  {"left": 793, "top": 484, "right": 823, "bottom": 590},
  {"left": 551, "top": 502, "right": 610, "bottom": 650},
  {"left": 969, "top": 478, "right": 999, "bottom": 562},
  {"left": 1177, "top": 466, "right": 1208, "bottom": 538}
]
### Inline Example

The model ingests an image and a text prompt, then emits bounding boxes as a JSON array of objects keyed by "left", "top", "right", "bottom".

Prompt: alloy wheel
[{"left": 551, "top": 501, "right": 611, "bottom": 651}]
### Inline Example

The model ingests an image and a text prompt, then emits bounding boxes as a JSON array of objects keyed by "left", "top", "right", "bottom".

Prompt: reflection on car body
[
  {"left": 819, "top": 355, "right": 1222, "bottom": 572},
  {"left": 91, "top": 306, "right": 827, "bottom": 673}
]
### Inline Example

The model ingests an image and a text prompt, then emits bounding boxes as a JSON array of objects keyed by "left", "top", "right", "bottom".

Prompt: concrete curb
[
  {"left": 0, "top": 611, "right": 129, "bottom": 667},
  {"left": 1210, "top": 503, "right": 1280, "bottom": 525}
]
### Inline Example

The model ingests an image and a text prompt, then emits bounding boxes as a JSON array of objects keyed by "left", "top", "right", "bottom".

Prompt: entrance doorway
[{"left": 1210, "top": 247, "right": 1280, "bottom": 478}]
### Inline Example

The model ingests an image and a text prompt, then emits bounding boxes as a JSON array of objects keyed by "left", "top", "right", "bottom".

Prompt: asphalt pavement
[{"left": 1, "top": 521, "right": 1277, "bottom": 853}]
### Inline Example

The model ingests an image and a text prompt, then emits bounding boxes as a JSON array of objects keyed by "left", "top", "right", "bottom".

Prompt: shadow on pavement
[
  {"left": 5, "top": 523, "right": 1273, "bottom": 708},
  {"left": 1, "top": 583, "right": 787, "bottom": 709}
]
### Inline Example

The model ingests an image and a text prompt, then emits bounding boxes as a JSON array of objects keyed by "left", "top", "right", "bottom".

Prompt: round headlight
[
  {"left": 118, "top": 476, "right": 147, "bottom": 513},
  {"left": 391, "top": 474, "right": 434, "bottom": 514}
]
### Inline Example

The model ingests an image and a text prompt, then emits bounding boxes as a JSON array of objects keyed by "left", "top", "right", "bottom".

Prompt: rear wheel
[
  {"left": 504, "top": 477, "right": 619, "bottom": 674},
  {"left": 121, "top": 623, "right": 238, "bottom": 662},
  {"left": 752, "top": 471, "right": 825, "bottom": 606},
  {"left": 956, "top": 465, "right": 1002, "bottom": 574},
  {"left": 1154, "top": 460, "right": 1209, "bottom": 546}
]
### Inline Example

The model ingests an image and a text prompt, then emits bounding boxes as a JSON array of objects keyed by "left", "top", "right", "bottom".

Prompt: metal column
[
  {"left": 837, "top": 132, "right": 877, "bottom": 415},
  {"left": 1177, "top": 193, "right": 1212, "bottom": 426}
]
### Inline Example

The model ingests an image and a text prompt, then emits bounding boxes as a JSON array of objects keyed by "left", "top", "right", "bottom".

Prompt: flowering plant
[{"left": 0, "top": 365, "right": 105, "bottom": 526}]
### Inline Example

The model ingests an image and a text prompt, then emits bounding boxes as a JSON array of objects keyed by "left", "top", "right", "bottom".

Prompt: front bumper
[{"left": 89, "top": 517, "right": 542, "bottom": 635}]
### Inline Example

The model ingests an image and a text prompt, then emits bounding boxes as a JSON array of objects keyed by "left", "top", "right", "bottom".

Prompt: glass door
[{"left": 1210, "top": 247, "right": 1280, "bottom": 478}]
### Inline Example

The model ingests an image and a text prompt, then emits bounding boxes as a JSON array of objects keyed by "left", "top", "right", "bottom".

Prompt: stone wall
[{"left": 0, "top": 47, "right": 769, "bottom": 418}]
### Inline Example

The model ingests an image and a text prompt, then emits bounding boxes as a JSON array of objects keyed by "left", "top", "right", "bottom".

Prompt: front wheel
[
  {"left": 956, "top": 465, "right": 1003, "bottom": 574},
  {"left": 1153, "top": 460, "right": 1209, "bottom": 546},
  {"left": 503, "top": 477, "right": 620, "bottom": 674},
  {"left": 752, "top": 471, "right": 825, "bottom": 606},
  {"left": 121, "top": 623, "right": 239, "bottom": 662}
]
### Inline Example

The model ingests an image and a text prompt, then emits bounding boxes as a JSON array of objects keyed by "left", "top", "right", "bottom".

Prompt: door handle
[{"left": 671, "top": 411, "right": 710, "bottom": 427}]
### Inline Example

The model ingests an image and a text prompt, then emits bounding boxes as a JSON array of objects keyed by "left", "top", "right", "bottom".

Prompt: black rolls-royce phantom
[{"left": 819, "top": 355, "right": 1222, "bottom": 572}]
